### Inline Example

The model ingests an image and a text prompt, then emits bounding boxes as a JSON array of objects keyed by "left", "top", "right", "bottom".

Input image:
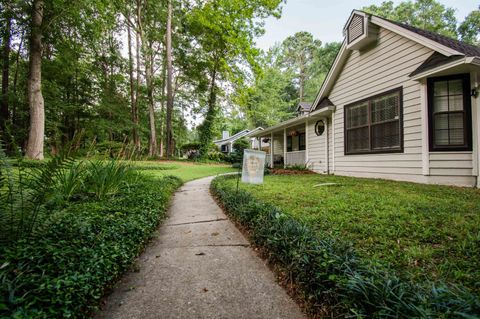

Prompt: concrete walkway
[{"left": 95, "top": 176, "right": 305, "bottom": 319}]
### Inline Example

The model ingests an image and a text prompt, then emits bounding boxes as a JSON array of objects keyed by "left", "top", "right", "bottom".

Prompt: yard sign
[{"left": 241, "top": 149, "right": 266, "bottom": 184}]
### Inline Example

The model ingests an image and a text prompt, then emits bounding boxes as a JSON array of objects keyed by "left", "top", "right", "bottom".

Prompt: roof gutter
[{"left": 247, "top": 106, "right": 336, "bottom": 138}]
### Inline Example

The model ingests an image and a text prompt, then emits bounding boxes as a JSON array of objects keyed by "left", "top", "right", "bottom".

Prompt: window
[
  {"left": 427, "top": 74, "right": 472, "bottom": 151},
  {"left": 345, "top": 88, "right": 403, "bottom": 155},
  {"left": 287, "top": 136, "right": 292, "bottom": 152},
  {"left": 299, "top": 133, "right": 306, "bottom": 151}
]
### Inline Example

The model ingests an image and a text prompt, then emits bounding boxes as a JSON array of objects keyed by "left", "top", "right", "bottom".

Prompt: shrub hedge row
[
  {"left": 211, "top": 175, "right": 480, "bottom": 318},
  {"left": 0, "top": 175, "right": 182, "bottom": 318}
]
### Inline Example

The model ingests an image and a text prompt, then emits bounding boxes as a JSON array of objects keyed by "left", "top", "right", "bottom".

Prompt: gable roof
[
  {"left": 296, "top": 102, "right": 312, "bottom": 112},
  {"left": 310, "top": 10, "right": 480, "bottom": 112},
  {"left": 213, "top": 127, "right": 263, "bottom": 145},
  {"left": 385, "top": 18, "right": 480, "bottom": 57}
]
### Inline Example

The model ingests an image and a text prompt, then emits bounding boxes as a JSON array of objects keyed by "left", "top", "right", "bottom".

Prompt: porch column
[
  {"left": 258, "top": 137, "right": 262, "bottom": 151},
  {"left": 305, "top": 120, "right": 309, "bottom": 165},
  {"left": 283, "top": 128, "right": 287, "bottom": 168},
  {"left": 270, "top": 132, "right": 274, "bottom": 168}
]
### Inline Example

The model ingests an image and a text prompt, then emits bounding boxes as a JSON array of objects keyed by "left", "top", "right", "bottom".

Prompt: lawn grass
[
  {"left": 222, "top": 174, "right": 480, "bottom": 295},
  {"left": 132, "top": 160, "right": 236, "bottom": 182}
]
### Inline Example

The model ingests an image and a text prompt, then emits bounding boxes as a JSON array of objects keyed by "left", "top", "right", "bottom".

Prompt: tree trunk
[
  {"left": 159, "top": 50, "right": 167, "bottom": 157},
  {"left": 1, "top": 3, "right": 11, "bottom": 143},
  {"left": 299, "top": 57, "right": 305, "bottom": 102},
  {"left": 145, "top": 51, "right": 157, "bottom": 156},
  {"left": 199, "top": 59, "right": 218, "bottom": 157},
  {"left": 12, "top": 30, "right": 24, "bottom": 127},
  {"left": 127, "top": 20, "right": 140, "bottom": 151},
  {"left": 165, "top": 0, "right": 174, "bottom": 158},
  {"left": 25, "top": 0, "right": 45, "bottom": 160},
  {"left": 135, "top": 22, "right": 140, "bottom": 143},
  {"left": 137, "top": 0, "right": 157, "bottom": 157}
]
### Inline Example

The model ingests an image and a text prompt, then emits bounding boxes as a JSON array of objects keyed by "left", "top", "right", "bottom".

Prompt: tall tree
[
  {"left": 127, "top": 17, "right": 140, "bottom": 151},
  {"left": 188, "top": 0, "right": 283, "bottom": 157},
  {"left": 458, "top": 6, "right": 480, "bottom": 45},
  {"left": 25, "top": 0, "right": 45, "bottom": 159},
  {"left": 165, "top": 0, "right": 174, "bottom": 157},
  {"left": 1, "top": 0, "right": 12, "bottom": 143},
  {"left": 363, "top": 0, "right": 458, "bottom": 38},
  {"left": 280, "top": 32, "right": 321, "bottom": 102}
]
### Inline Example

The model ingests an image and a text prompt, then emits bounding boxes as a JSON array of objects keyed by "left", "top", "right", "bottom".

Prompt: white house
[
  {"left": 248, "top": 10, "right": 480, "bottom": 187},
  {"left": 214, "top": 127, "right": 264, "bottom": 154}
]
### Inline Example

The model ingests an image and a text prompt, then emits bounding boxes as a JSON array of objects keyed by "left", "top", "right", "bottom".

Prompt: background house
[{"left": 214, "top": 128, "right": 264, "bottom": 154}]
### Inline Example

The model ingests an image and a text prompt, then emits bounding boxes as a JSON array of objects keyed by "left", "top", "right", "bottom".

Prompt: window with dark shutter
[
  {"left": 287, "top": 136, "right": 292, "bottom": 152},
  {"left": 345, "top": 88, "right": 403, "bottom": 155},
  {"left": 427, "top": 74, "right": 472, "bottom": 151}
]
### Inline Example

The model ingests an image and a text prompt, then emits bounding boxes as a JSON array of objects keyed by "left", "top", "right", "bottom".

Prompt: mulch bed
[{"left": 270, "top": 169, "right": 316, "bottom": 175}]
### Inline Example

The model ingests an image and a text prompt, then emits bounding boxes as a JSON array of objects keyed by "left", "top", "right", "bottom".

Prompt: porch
[
  {"left": 252, "top": 123, "right": 307, "bottom": 168},
  {"left": 248, "top": 105, "right": 335, "bottom": 170}
]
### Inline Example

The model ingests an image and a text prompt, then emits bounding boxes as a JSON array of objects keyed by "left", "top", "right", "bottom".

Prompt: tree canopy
[{"left": 0, "top": 0, "right": 478, "bottom": 159}]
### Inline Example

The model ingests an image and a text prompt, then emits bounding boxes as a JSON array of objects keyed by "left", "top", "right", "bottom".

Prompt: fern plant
[{"left": 0, "top": 146, "right": 76, "bottom": 246}]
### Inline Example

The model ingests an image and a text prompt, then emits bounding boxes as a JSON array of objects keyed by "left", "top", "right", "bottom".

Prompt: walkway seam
[{"left": 165, "top": 218, "right": 227, "bottom": 226}]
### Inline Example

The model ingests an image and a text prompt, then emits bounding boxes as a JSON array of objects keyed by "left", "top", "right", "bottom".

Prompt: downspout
[
  {"left": 270, "top": 132, "right": 274, "bottom": 169},
  {"left": 473, "top": 71, "right": 480, "bottom": 188},
  {"left": 332, "top": 112, "right": 335, "bottom": 173},
  {"left": 283, "top": 128, "right": 287, "bottom": 168},
  {"left": 325, "top": 118, "right": 329, "bottom": 174}
]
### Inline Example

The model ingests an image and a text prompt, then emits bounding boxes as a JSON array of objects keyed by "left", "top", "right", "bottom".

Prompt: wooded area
[{"left": 0, "top": 0, "right": 478, "bottom": 159}]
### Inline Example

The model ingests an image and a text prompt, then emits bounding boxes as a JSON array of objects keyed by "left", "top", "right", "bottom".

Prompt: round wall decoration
[{"left": 314, "top": 120, "right": 325, "bottom": 136}]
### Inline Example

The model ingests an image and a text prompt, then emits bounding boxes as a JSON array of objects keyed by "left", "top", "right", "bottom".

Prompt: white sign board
[{"left": 241, "top": 149, "right": 266, "bottom": 184}]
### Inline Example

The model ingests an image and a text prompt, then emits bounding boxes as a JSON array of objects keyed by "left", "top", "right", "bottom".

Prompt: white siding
[
  {"left": 307, "top": 120, "right": 327, "bottom": 172},
  {"left": 328, "top": 27, "right": 477, "bottom": 186},
  {"left": 331, "top": 28, "right": 427, "bottom": 180}
]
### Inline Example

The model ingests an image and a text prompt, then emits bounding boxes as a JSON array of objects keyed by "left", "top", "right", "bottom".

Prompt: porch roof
[{"left": 247, "top": 105, "right": 335, "bottom": 138}]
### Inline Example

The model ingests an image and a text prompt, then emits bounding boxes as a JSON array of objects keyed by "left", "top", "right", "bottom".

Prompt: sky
[{"left": 255, "top": 0, "right": 478, "bottom": 50}]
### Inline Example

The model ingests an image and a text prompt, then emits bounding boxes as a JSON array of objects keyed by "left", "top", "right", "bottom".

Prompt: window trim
[
  {"left": 427, "top": 74, "right": 472, "bottom": 152},
  {"left": 344, "top": 87, "right": 404, "bottom": 155}
]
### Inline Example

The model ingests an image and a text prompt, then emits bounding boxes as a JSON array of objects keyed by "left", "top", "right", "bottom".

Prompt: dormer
[
  {"left": 343, "top": 11, "right": 378, "bottom": 51},
  {"left": 296, "top": 102, "right": 311, "bottom": 116}
]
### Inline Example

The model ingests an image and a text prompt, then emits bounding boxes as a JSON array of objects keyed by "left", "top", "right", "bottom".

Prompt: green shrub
[
  {"left": 0, "top": 175, "right": 182, "bottom": 318},
  {"left": 94, "top": 141, "right": 125, "bottom": 158},
  {"left": 207, "top": 150, "right": 226, "bottom": 162},
  {"left": 211, "top": 175, "right": 480, "bottom": 318},
  {"left": 232, "top": 139, "right": 249, "bottom": 153},
  {"left": 285, "top": 164, "right": 309, "bottom": 171}
]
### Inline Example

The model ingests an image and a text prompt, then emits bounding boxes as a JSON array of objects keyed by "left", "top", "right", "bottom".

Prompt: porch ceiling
[{"left": 247, "top": 105, "right": 335, "bottom": 138}]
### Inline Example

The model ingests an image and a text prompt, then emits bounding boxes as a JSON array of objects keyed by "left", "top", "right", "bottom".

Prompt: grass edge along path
[
  {"left": 210, "top": 175, "right": 480, "bottom": 318},
  {"left": 0, "top": 174, "right": 182, "bottom": 318}
]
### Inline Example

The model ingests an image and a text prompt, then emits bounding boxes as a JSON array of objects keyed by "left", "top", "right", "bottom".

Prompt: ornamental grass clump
[
  {"left": 83, "top": 160, "right": 135, "bottom": 200},
  {"left": 210, "top": 175, "right": 480, "bottom": 318}
]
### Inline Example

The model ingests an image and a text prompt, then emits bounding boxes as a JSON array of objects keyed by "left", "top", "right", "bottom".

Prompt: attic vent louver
[{"left": 348, "top": 14, "right": 364, "bottom": 44}]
